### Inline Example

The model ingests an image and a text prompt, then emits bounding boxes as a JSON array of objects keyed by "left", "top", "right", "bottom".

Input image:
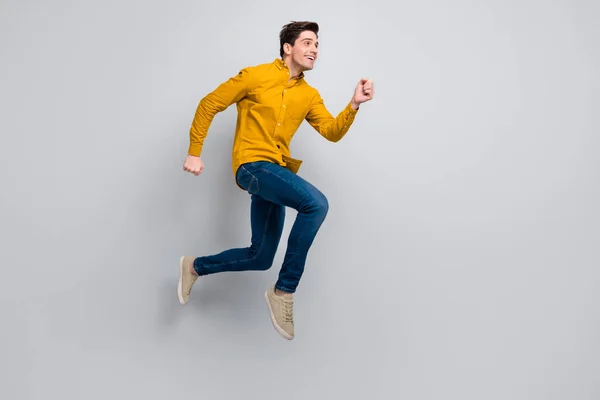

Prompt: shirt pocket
[{"left": 284, "top": 97, "right": 309, "bottom": 124}]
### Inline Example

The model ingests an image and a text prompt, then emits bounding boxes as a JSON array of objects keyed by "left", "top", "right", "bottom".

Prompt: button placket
[
  {"left": 274, "top": 86, "right": 287, "bottom": 138},
  {"left": 280, "top": 86, "right": 288, "bottom": 126}
]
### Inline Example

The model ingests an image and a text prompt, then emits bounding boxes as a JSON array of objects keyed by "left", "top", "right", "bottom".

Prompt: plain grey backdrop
[{"left": 1, "top": 0, "right": 598, "bottom": 399}]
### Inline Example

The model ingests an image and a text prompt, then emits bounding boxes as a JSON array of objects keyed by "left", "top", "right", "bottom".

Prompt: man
[{"left": 178, "top": 21, "right": 374, "bottom": 340}]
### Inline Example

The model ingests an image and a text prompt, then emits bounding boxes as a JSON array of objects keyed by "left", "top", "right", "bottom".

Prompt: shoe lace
[{"left": 282, "top": 298, "right": 294, "bottom": 323}]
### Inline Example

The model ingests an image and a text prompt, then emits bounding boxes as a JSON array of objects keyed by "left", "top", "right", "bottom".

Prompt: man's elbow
[{"left": 325, "top": 132, "right": 345, "bottom": 143}]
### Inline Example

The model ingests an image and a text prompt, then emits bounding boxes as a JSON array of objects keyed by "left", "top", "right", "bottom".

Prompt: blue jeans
[{"left": 193, "top": 161, "right": 329, "bottom": 293}]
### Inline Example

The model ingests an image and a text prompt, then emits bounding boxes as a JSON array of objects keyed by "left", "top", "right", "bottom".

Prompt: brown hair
[{"left": 279, "top": 21, "right": 319, "bottom": 57}]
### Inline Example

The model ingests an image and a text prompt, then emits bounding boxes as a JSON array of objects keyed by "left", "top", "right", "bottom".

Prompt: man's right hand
[{"left": 183, "top": 155, "right": 204, "bottom": 176}]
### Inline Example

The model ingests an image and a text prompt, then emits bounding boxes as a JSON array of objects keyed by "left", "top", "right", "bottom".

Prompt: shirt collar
[{"left": 273, "top": 58, "right": 304, "bottom": 80}]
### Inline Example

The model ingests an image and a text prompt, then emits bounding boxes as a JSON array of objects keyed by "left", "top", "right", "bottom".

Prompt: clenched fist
[
  {"left": 351, "top": 78, "right": 375, "bottom": 109},
  {"left": 183, "top": 155, "right": 204, "bottom": 176}
]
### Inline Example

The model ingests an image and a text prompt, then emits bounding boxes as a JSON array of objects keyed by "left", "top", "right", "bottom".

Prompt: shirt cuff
[
  {"left": 346, "top": 101, "right": 359, "bottom": 113},
  {"left": 188, "top": 143, "right": 203, "bottom": 157}
]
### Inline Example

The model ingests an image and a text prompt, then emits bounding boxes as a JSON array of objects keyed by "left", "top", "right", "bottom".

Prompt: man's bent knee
[
  {"left": 248, "top": 247, "right": 276, "bottom": 271},
  {"left": 312, "top": 191, "right": 329, "bottom": 217}
]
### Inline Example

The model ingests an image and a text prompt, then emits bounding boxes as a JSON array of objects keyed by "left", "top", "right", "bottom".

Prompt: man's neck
[{"left": 283, "top": 58, "right": 302, "bottom": 80}]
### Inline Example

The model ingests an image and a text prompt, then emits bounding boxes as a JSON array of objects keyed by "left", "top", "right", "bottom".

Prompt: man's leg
[
  {"left": 178, "top": 192, "right": 285, "bottom": 305},
  {"left": 235, "top": 161, "right": 330, "bottom": 339},
  {"left": 194, "top": 194, "right": 285, "bottom": 275},
  {"left": 241, "top": 162, "right": 329, "bottom": 293}
]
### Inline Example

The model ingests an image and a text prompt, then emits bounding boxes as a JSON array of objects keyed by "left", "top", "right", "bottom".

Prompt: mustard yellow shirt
[{"left": 188, "top": 58, "right": 359, "bottom": 186}]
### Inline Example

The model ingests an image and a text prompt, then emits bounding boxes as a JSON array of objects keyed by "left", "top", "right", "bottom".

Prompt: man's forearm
[
  {"left": 307, "top": 100, "right": 359, "bottom": 142},
  {"left": 188, "top": 95, "right": 220, "bottom": 156}
]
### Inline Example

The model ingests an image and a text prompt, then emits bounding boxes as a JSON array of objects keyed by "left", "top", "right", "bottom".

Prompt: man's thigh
[{"left": 237, "top": 161, "right": 326, "bottom": 210}]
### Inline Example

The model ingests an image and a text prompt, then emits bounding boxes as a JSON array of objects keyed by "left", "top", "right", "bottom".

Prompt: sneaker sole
[
  {"left": 264, "top": 290, "right": 294, "bottom": 340},
  {"left": 178, "top": 256, "right": 186, "bottom": 305}
]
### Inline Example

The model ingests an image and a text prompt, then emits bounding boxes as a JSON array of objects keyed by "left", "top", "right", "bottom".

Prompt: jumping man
[{"left": 178, "top": 21, "right": 374, "bottom": 340}]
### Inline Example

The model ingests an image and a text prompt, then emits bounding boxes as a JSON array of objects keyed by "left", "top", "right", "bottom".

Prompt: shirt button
[
  {"left": 278, "top": 123, "right": 280, "bottom": 125},
  {"left": 282, "top": 104, "right": 286, "bottom": 107}
]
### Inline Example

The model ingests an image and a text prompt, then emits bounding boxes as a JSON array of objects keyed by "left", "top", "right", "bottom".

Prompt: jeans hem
[
  {"left": 275, "top": 283, "right": 296, "bottom": 294},
  {"left": 193, "top": 259, "right": 205, "bottom": 276}
]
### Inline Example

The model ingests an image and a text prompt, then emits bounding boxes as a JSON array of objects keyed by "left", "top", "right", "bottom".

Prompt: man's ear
[{"left": 283, "top": 43, "right": 292, "bottom": 55}]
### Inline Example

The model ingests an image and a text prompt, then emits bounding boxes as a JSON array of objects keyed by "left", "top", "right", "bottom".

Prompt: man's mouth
[{"left": 306, "top": 55, "right": 315, "bottom": 61}]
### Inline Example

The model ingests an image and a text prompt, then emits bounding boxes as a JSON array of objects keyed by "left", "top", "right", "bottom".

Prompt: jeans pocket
[
  {"left": 247, "top": 175, "right": 259, "bottom": 194},
  {"left": 237, "top": 165, "right": 260, "bottom": 194}
]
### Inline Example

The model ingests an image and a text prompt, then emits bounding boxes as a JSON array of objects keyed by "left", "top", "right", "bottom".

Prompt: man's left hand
[{"left": 351, "top": 78, "right": 374, "bottom": 109}]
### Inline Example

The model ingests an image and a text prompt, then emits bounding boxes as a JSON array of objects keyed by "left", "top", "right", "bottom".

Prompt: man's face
[{"left": 287, "top": 30, "right": 319, "bottom": 72}]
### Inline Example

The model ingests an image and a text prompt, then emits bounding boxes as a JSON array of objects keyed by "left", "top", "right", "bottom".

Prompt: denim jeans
[{"left": 193, "top": 161, "right": 329, "bottom": 293}]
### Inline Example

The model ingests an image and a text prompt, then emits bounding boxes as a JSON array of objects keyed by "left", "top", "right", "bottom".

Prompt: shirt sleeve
[
  {"left": 188, "top": 68, "right": 252, "bottom": 157},
  {"left": 305, "top": 91, "right": 359, "bottom": 142}
]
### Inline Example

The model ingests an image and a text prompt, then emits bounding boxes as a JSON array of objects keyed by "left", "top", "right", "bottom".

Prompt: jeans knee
[
  {"left": 255, "top": 260, "right": 272, "bottom": 271},
  {"left": 248, "top": 246, "right": 275, "bottom": 271},
  {"left": 318, "top": 189, "right": 329, "bottom": 210},
  {"left": 312, "top": 192, "right": 329, "bottom": 218}
]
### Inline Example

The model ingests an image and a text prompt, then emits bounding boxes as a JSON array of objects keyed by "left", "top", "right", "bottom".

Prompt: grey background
[{"left": 1, "top": 0, "right": 598, "bottom": 399}]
